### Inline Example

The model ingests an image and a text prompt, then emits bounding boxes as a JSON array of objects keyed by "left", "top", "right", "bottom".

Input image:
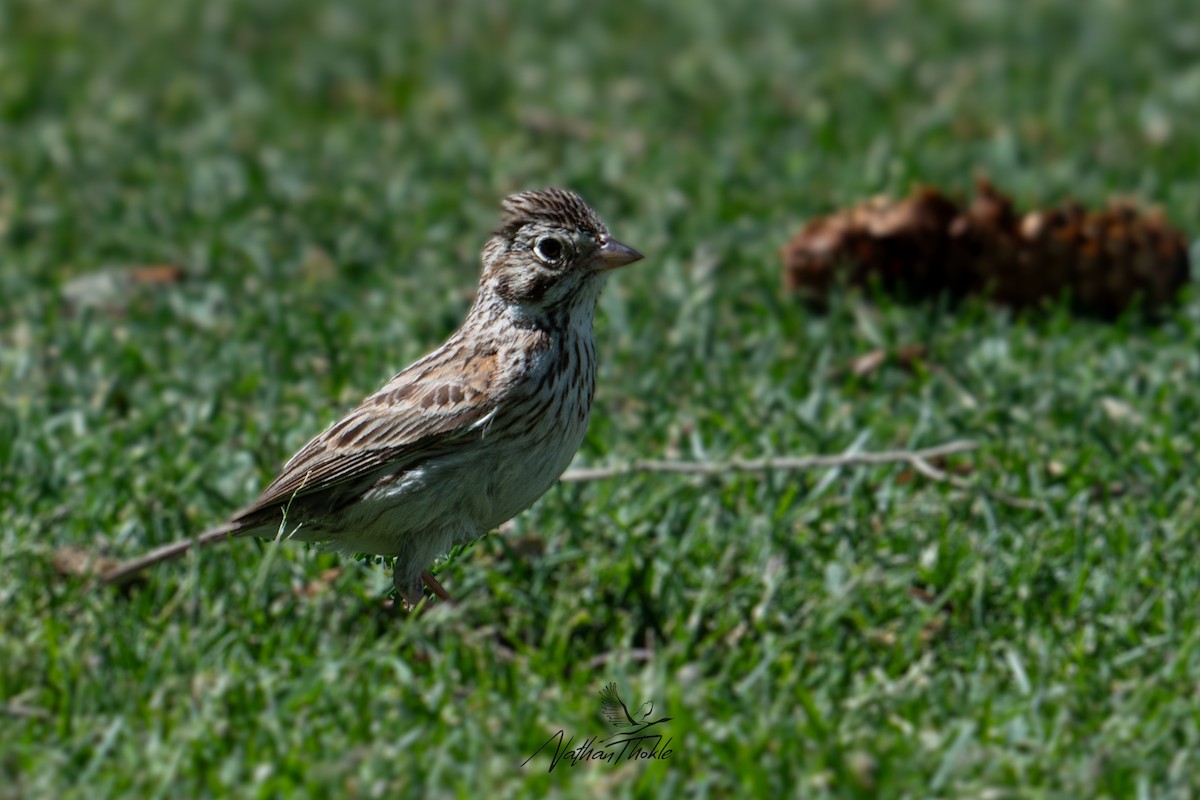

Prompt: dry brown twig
[
  {"left": 89, "top": 438, "right": 1033, "bottom": 588},
  {"left": 905, "top": 451, "right": 1043, "bottom": 511},
  {"left": 1, "top": 703, "right": 52, "bottom": 720},
  {"left": 559, "top": 439, "right": 979, "bottom": 482}
]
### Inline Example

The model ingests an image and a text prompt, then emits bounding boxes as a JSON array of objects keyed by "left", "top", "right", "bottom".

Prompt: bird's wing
[
  {"left": 598, "top": 682, "right": 636, "bottom": 727},
  {"left": 229, "top": 343, "right": 501, "bottom": 530}
]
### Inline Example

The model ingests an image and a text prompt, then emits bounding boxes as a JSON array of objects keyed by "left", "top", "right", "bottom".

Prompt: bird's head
[{"left": 479, "top": 188, "right": 643, "bottom": 316}]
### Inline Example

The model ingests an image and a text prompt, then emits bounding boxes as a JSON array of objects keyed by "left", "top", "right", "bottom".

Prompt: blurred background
[{"left": 3, "top": 0, "right": 1199, "bottom": 796}]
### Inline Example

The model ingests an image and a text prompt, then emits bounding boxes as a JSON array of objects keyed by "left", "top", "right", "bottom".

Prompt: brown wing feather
[{"left": 229, "top": 343, "right": 500, "bottom": 531}]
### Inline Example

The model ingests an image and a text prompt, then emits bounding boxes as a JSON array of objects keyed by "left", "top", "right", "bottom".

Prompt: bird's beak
[{"left": 595, "top": 238, "right": 644, "bottom": 271}]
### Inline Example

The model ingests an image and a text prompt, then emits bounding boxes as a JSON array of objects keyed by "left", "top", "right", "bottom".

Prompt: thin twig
[
  {"left": 559, "top": 439, "right": 979, "bottom": 482},
  {"left": 1, "top": 703, "right": 52, "bottom": 720},
  {"left": 558, "top": 440, "right": 1039, "bottom": 510},
  {"left": 908, "top": 454, "right": 1043, "bottom": 511}
]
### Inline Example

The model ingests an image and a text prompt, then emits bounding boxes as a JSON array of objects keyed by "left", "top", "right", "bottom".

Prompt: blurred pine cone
[{"left": 781, "top": 179, "right": 1191, "bottom": 318}]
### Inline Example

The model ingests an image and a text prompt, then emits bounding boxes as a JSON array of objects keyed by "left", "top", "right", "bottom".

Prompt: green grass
[{"left": 4, "top": 0, "right": 1200, "bottom": 796}]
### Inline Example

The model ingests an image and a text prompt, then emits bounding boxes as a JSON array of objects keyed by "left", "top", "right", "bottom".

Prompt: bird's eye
[{"left": 534, "top": 236, "right": 565, "bottom": 263}]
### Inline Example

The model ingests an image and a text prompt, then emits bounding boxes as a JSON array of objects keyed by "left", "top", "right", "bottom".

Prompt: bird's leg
[{"left": 421, "top": 570, "right": 452, "bottom": 603}]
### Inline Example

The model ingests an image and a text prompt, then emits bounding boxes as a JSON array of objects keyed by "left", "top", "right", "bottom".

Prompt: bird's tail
[{"left": 99, "top": 521, "right": 240, "bottom": 586}]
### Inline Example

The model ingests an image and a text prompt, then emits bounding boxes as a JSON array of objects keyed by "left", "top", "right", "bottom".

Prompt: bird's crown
[{"left": 499, "top": 188, "right": 609, "bottom": 240}]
